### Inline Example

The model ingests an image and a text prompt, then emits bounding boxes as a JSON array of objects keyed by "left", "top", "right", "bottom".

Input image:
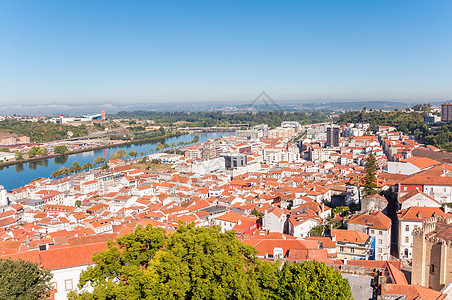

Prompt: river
[{"left": 0, "top": 131, "right": 234, "bottom": 191}]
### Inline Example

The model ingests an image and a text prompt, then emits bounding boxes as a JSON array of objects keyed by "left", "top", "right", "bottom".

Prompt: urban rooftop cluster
[{"left": 1, "top": 118, "right": 452, "bottom": 299}]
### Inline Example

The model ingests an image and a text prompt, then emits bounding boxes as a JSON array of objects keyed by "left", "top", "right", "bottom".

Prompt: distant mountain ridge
[{"left": 0, "top": 99, "right": 447, "bottom": 116}]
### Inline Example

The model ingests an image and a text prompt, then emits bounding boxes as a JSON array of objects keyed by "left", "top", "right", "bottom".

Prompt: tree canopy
[
  {"left": 93, "top": 156, "right": 106, "bottom": 165},
  {"left": 363, "top": 152, "right": 378, "bottom": 196},
  {"left": 68, "top": 224, "right": 352, "bottom": 300},
  {"left": 0, "top": 258, "right": 53, "bottom": 300},
  {"left": 53, "top": 145, "right": 68, "bottom": 155}
]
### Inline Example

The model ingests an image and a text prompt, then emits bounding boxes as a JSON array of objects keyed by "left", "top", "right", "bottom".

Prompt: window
[
  {"left": 65, "top": 279, "right": 73, "bottom": 291},
  {"left": 340, "top": 246, "right": 344, "bottom": 252},
  {"left": 430, "top": 264, "right": 435, "bottom": 275},
  {"left": 404, "top": 186, "right": 407, "bottom": 191},
  {"left": 370, "top": 230, "right": 374, "bottom": 234},
  {"left": 378, "top": 248, "right": 382, "bottom": 253},
  {"left": 405, "top": 225, "right": 409, "bottom": 231},
  {"left": 405, "top": 237, "right": 409, "bottom": 243},
  {"left": 379, "top": 231, "right": 383, "bottom": 236},
  {"left": 379, "top": 239, "right": 383, "bottom": 245},
  {"left": 350, "top": 248, "right": 355, "bottom": 254}
]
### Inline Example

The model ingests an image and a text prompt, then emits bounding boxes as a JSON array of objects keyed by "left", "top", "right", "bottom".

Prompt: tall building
[
  {"left": 412, "top": 216, "right": 452, "bottom": 291},
  {"left": 101, "top": 110, "right": 106, "bottom": 121},
  {"left": 441, "top": 103, "right": 452, "bottom": 122},
  {"left": 326, "top": 125, "right": 340, "bottom": 147}
]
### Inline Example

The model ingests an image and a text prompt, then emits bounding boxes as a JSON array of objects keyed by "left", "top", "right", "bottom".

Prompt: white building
[
  {"left": 397, "top": 206, "right": 450, "bottom": 259},
  {"left": 191, "top": 157, "right": 225, "bottom": 175},
  {"left": 263, "top": 207, "right": 286, "bottom": 233},
  {"left": 0, "top": 185, "right": 8, "bottom": 207}
]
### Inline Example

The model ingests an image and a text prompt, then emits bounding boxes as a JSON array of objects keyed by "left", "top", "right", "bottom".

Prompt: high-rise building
[
  {"left": 441, "top": 103, "right": 452, "bottom": 122},
  {"left": 101, "top": 110, "right": 106, "bottom": 121},
  {"left": 326, "top": 125, "right": 340, "bottom": 147}
]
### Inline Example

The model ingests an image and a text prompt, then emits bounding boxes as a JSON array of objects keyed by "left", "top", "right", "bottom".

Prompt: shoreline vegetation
[{"left": 0, "top": 132, "right": 187, "bottom": 170}]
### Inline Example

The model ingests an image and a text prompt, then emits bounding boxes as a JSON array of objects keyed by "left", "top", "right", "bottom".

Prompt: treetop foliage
[
  {"left": 69, "top": 224, "right": 352, "bottom": 300},
  {"left": 0, "top": 258, "right": 53, "bottom": 300},
  {"left": 113, "top": 111, "right": 329, "bottom": 128},
  {"left": 336, "top": 109, "right": 452, "bottom": 151}
]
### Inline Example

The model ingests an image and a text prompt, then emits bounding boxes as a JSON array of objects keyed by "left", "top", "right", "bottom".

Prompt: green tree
[
  {"left": 278, "top": 261, "right": 352, "bottom": 300},
  {"left": 69, "top": 224, "right": 276, "bottom": 299},
  {"left": 15, "top": 152, "right": 23, "bottom": 160},
  {"left": 68, "top": 224, "right": 352, "bottom": 300},
  {"left": 251, "top": 208, "right": 263, "bottom": 218},
  {"left": 0, "top": 147, "right": 10, "bottom": 152},
  {"left": 27, "top": 146, "right": 42, "bottom": 157},
  {"left": 75, "top": 200, "right": 82, "bottom": 207},
  {"left": 363, "top": 152, "right": 378, "bottom": 196},
  {"left": 82, "top": 162, "right": 93, "bottom": 170},
  {"left": 309, "top": 225, "right": 324, "bottom": 236},
  {"left": 69, "top": 161, "right": 82, "bottom": 173},
  {"left": 113, "top": 149, "right": 127, "bottom": 160},
  {"left": 0, "top": 258, "right": 53, "bottom": 300},
  {"left": 101, "top": 162, "right": 109, "bottom": 170},
  {"left": 58, "top": 166, "right": 69, "bottom": 176},
  {"left": 93, "top": 156, "right": 106, "bottom": 165},
  {"left": 193, "top": 135, "right": 199, "bottom": 143},
  {"left": 159, "top": 126, "right": 165, "bottom": 135},
  {"left": 53, "top": 145, "right": 68, "bottom": 155},
  {"left": 155, "top": 142, "right": 164, "bottom": 151}
]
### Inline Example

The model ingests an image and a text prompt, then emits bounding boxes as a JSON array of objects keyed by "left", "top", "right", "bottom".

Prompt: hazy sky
[{"left": 1, "top": 0, "right": 451, "bottom": 105}]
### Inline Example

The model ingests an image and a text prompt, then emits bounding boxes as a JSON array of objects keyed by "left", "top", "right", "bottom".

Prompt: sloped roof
[{"left": 348, "top": 211, "right": 391, "bottom": 230}]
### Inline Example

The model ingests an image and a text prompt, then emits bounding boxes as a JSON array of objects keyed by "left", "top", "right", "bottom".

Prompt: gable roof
[
  {"left": 348, "top": 211, "right": 391, "bottom": 230},
  {"left": 397, "top": 189, "right": 439, "bottom": 204}
]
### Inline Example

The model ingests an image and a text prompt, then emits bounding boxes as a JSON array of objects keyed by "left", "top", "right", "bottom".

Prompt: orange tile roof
[
  {"left": 400, "top": 156, "right": 440, "bottom": 170},
  {"left": 347, "top": 211, "right": 391, "bottom": 230},
  {"left": 398, "top": 206, "right": 450, "bottom": 221},
  {"left": 331, "top": 229, "right": 370, "bottom": 244}
]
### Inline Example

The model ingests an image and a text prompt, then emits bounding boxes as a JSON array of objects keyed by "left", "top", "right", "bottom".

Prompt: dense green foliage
[
  {"left": 112, "top": 149, "right": 127, "bottom": 160},
  {"left": 363, "top": 153, "right": 378, "bottom": 196},
  {"left": 68, "top": 224, "right": 352, "bottom": 300},
  {"left": 0, "top": 147, "right": 10, "bottom": 152},
  {"left": 93, "top": 156, "right": 106, "bottom": 164},
  {"left": 82, "top": 162, "right": 93, "bottom": 170},
  {"left": 278, "top": 261, "right": 352, "bottom": 299},
  {"left": 113, "top": 111, "right": 329, "bottom": 128},
  {"left": 53, "top": 145, "right": 68, "bottom": 155},
  {"left": 0, "top": 119, "right": 89, "bottom": 143},
  {"left": 0, "top": 258, "right": 53, "bottom": 300},
  {"left": 336, "top": 109, "right": 452, "bottom": 151},
  {"left": 336, "top": 109, "right": 426, "bottom": 134},
  {"left": 27, "top": 146, "right": 47, "bottom": 157}
]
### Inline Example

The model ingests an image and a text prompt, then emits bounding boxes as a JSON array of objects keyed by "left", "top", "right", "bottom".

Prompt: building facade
[{"left": 412, "top": 216, "right": 452, "bottom": 291}]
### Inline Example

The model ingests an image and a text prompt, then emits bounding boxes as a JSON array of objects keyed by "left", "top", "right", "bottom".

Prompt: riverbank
[{"left": 0, "top": 131, "right": 187, "bottom": 169}]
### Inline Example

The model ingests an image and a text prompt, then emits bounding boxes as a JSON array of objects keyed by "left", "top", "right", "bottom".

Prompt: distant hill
[{"left": 1, "top": 99, "right": 444, "bottom": 116}]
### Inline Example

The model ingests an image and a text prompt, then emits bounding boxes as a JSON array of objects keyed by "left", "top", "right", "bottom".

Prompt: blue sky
[{"left": 0, "top": 0, "right": 451, "bottom": 105}]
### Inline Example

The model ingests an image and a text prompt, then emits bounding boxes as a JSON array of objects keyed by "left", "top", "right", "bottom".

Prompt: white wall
[{"left": 51, "top": 265, "right": 92, "bottom": 300}]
